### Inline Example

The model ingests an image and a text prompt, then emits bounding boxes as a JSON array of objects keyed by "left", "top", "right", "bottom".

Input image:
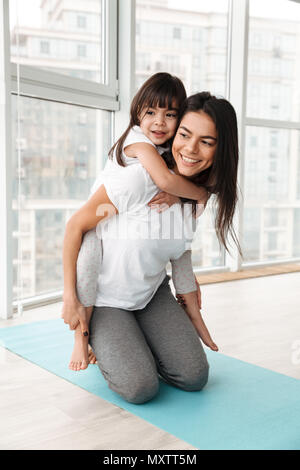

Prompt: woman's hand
[
  {"left": 176, "top": 290, "right": 218, "bottom": 352},
  {"left": 192, "top": 310, "right": 219, "bottom": 351},
  {"left": 148, "top": 191, "right": 180, "bottom": 213},
  {"left": 61, "top": 295, "right": 89, "bottom": 336}
]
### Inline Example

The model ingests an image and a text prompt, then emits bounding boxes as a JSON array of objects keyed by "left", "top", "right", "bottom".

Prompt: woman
[{"left": 62, "top": 92, "right": 240, "bottom": 404}]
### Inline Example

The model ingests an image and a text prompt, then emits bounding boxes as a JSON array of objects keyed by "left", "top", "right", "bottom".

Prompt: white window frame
[
  {"left": 224, "top": 0, "right": 249, "bottom": 272},
  {"left": 10, "top": 0, "right": 119, "bottom": 111},
  {"left": 0, "top": 0, "right": 13, "bottom": 319}
]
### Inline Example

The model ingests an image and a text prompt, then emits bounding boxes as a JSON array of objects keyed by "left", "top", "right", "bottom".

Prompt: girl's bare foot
[
  {"left": 69, "top": 326, "right": 89, "bottom": 371},
  {"left": 88, "top": 345, "right": 97, "bottom": 364}
]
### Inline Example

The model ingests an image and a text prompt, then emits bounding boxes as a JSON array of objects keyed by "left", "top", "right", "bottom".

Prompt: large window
[
  {"left": 243, "top": 0, "right": 300, "bottom": 264},
  {"left": 243, "top": 126, "right": 299, "bottom": 262},
  {"left": 247, "top": 0, "right": 300, "bottom": 122},
  {"left": 12, "top": 96, "right": 111, "bottom": 300},
  {"left": 7, "top": 0, "right": 117, "bottom": 310},
  {"left": 135, "top": 0, "right": 229, "bottom": 269},
  {"left": 10, "top": 0, "right": 104, "bottom": 83},
  {"left": 136, "top": 0, "right": 229, "bottom": 96}
]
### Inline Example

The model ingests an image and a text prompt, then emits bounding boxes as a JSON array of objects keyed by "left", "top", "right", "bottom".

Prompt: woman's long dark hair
[
  {"left": 168, "top": 92, "right": 242, "bottom": 257},
  {"left": 108, "top": 72, "right": 187, "bottom": 166}
]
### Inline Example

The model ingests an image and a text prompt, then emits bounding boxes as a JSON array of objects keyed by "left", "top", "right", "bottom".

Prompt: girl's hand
[{"left": 148, "top": 191, "right": 180, "bottom": 212}]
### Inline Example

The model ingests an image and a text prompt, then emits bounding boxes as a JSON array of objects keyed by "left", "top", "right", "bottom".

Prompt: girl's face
[
  {"left": 138, "top": 101, "right": 179, "bottom": 146},
  {"left": 172, "top": 111, "right": 217, "bottom": 178}
]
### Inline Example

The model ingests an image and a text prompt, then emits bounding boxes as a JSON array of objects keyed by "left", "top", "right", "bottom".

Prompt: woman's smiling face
[{"left": 172, "top": 111, "right": 218, "bottom": 178}]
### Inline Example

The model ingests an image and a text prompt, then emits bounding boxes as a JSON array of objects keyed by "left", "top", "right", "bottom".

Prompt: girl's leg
[
  {"left": 136, "top": 276, "right": 209, "bottom": 392},
  {"left": 69, "top": 228, "right": 102, "bottom": 371},
  {"left": 89, "top": 306, "right": 159, "bottom": 404},
  {"left": 68, "top": 306, "right": 94, "bottom": 371},
  {"left": 76, "top": 227, "right": 102, "bottom": 308}
]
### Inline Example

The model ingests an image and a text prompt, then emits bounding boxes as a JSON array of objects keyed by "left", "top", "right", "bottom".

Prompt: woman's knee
[
  {"left": 112, "top": 374, "right": 160, "bottom": 404},
  {"left": 181, "top": 361, "right": 209, "bottom": 391},
  {"left": 163, "top": 357, "right": 209, "bottom": 392}
]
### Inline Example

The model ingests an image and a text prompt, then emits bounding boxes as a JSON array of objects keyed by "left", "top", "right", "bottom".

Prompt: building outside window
[
  {"left": 40, "top": 40, "right": 49, "bottom": 54},
  {"left": 77, "top": 15, "right": 86, "bottom": 28},
  {"left": 8, "top": 0, "right": 115, "bottom": 304}
]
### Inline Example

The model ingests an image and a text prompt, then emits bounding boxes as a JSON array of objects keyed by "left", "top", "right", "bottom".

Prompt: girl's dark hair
[
  {"left": 168, "top": 92, "right": 242, "bottom": 257},
  {"left": 108, "top": 72, "right": 187, "bottom": 166}
]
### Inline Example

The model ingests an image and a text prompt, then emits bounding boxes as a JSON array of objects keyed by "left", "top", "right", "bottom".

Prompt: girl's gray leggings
[{"left": 89, "top": 275, "right": 209, "bottom": 404}]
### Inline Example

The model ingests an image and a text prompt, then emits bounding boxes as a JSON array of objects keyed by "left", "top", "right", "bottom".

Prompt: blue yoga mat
[{"left": 1, "top": 318, "right": 300, "bottom": 450}]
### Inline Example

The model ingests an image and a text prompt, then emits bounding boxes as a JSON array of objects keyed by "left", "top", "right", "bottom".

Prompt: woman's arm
[
  {"left": 171, "top": 250, "right": 197, "bottom": 295},
  {"left": 62, "top": 185, "right": 117, "bottom": 327},
  {"left": 171, "top": 251, "right": 218, "bottom": 351},
  {"left": 180, "top": 291, "right": 218, "bottom": 352},
  {"left": 125, "top": 143, "right": 208, "bottom": 203}
]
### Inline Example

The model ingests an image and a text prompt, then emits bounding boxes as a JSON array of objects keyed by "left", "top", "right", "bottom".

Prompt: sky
[
  {"left": 9, "top": 0, "right": 300, "bottom": 30},
  {"left": 9, "top": 0, "right": 42, "bottom": 30}
]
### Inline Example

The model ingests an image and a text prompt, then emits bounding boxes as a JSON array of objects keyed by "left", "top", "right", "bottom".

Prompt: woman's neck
[{"left": 173, "top": 164, "right": 195, "bottom": 181}]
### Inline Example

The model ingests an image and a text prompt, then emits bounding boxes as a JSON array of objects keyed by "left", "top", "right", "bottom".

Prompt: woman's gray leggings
[{"left": 89, "top": 275, "right": 209, "bottom": 404}]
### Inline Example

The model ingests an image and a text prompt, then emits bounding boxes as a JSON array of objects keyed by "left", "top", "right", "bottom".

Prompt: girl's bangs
[{"left": 143, "top": 85, "right": 178, "bottom": 110}]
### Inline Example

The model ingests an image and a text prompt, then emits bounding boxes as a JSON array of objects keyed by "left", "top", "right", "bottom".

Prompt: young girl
[{"left": 63, "top": 73, "right": 216, "bottom": 371}]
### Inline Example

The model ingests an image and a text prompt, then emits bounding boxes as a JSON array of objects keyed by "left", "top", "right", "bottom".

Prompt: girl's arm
[
  {"left": 125, "top": 143, "right": 208, "bottom": 203},
  {"left": 62, "top": 185, "right": 117, "bottom": 327}
]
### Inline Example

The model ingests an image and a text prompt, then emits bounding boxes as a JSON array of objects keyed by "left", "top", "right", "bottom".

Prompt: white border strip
[{"left": 0, "top": 0, "right": 13, "bottom": 319}]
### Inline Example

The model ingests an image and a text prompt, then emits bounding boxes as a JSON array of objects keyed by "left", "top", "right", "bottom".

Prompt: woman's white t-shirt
[{"left": 89, "top": 126, "right": 197, "bottom": 310}]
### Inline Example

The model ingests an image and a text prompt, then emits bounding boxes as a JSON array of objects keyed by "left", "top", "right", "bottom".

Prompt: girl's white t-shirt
[{"left": 89, "top": 126, "right": 197, "bottom": 310}]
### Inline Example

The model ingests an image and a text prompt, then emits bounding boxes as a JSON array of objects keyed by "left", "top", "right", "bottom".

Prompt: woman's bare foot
[
  {"left": 69, "top": 326, "right": 90, "bottom": 371},
  {"left": 88, "top": 345, "right": 97, "bottom": 364}
]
